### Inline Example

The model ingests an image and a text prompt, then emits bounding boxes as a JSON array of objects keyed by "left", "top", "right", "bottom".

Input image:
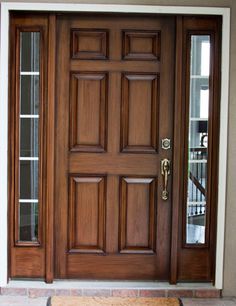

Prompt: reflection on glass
[
  {"left": 19, "top": 202, "right": 38, "bottom": 242},
  {"left": 186, "top": 35, "right": 210, "bottom": 244},
  {"left": 20, "top": 75, "right": 39, "bottom": 114},
  {"left": 20, "top": 32, "right": 40, "bottom": 72},
  {"left": 18, "top": 32, "right": 40, "bottom": 242},
  {"left": 20, "top": 118, "right": 39, "bottom": 157},
  {"left": 20, "top": 161, "right": 39, "bottom": 199}
]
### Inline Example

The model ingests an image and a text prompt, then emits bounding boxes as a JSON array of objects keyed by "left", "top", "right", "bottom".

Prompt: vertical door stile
[
  {"left": 45, "top": 13, "right": 56, "bottom": 284},
  {"left": 170, "top": 16, "right": 184, "bottom": 285}
]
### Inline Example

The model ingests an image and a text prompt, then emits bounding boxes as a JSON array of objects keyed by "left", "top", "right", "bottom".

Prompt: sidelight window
[
  {"left": 18, "top": 32, "right": 41, "bottom": 243},
  {"left": 186, "top": 35, "right": 211, "bottom": 245}
]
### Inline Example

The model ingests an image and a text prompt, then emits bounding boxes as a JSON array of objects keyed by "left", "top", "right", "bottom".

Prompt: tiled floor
[
  {"left": 0, "top": 296, "right": 48, "bottom": 306},
  {"left": 182, "top": 298, "right": 236, "bottom": 306},
  {"left": 0, "top": 296, "right": 235, "bottom": 306}
]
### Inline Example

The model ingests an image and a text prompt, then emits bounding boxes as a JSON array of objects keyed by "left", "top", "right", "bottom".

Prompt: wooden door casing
[
  {"left": 54, "top": 14, "right": 175, "bottom": 280},
  {"left": 8, "top": 13, "right": 221, "bottom": 283}
]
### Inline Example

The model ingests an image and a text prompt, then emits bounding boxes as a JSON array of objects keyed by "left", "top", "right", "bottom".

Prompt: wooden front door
[
  {"left": 9, "top": 12, "right": 221, "bottom": 282},
  {"left": 54, "top": 14, "right": 175, "bottom": 280}
]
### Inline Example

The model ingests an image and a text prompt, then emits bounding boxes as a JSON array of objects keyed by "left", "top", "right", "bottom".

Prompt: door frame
[{"left": 0, "top": 2, "right": 230, "bottom": 288}]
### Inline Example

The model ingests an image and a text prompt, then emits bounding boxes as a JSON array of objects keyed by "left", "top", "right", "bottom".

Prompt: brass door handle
[{"left": 161, "top": 158, "right": 170, "bottom": 200}]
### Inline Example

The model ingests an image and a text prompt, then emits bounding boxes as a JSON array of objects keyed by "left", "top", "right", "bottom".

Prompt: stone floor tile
[
  {"left": 0, "top": 296, "right": 29, "bottom": 304},
  {"left": 222, "top": 299, "right": 236, "bottom": 306},
  {"left": 0, "top": 296, "right": 48, "bottom": 306},
  {"left": 26, "top": 297, "right": 48, "bottom": 305},
  {"left": 0, "top": 296, "right": 235, "bottom": 306},
  {"left": 182, "top": 298, "right": 236, "bottom": 306}
]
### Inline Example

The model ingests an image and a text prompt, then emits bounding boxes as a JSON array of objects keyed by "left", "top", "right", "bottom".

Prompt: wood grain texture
[
  {"left": 9, "top": 13, "right": 49, "bottom": 278},
  {"left": 123, "top": 30, "right": 160, "bottom": 61},
  {"left": 45, "top": 13, "right": 56, "bottom": 284},
  {"left": 68, "top": 176, "right": 106, "bottom": 253},
  {"left": 121, "top": 73, "right": 159, "bottom": 153},
  {"left": 71, "top": 29, "right": 109, "bottom": 60},
  {"left": 55, "top": 14, "right": 175, "bottom": 280},
  {"left": 8, "top": 13, "right": 221, "bottom": 283},
  {"left": 70, "top": 72, "right": 108, "bottom": 152},
  {"left": 119, "top": 177, "right": 157, "bottom": 254},
  {"left": 170, "top": 16, "right": 183, "bottom": 285},
  {"left": 178, "top": 16, "right": 221, "bottom": 281}
]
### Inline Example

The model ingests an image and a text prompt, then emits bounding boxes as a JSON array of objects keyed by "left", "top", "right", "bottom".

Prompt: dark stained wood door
[{"left": 55, "top": 14, "right": 175, "bottom": 280}]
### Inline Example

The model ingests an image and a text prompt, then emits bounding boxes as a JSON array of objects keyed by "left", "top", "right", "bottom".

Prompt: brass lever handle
[{"left": 161, "top": 158, "right": 170, "bottom": 201}]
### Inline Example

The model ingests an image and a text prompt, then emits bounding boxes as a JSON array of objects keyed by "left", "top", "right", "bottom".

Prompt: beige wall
[{"left": 3, "top": 0, "right": 236, "bottom": 297}]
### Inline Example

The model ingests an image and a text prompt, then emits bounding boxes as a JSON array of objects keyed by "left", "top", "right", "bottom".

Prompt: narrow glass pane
[
  {"left": 19, "top": 202, "right": 38, "bottom": 241},
  {"left": 186, "top": 35, "right": 210, "bottom": 244},
  {"left": 20, "top": 118, "right": 39, "bottom": 157},
  {"left": 20, "top": 32, "right": 40, "bottom": 72},
  {"left": 18, "top": 31, "right": 40, "bottom": 242},
  {"left": 20, "top": 160, "right": 39, "bottom": 200},
  {"left": 20, "top": 75, "right": 39, "bottom": 114}
]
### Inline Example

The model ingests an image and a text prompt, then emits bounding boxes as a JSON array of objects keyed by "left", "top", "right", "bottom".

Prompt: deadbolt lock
[{"left": 161, "top": 138, "right": 171, "bottom": 150}]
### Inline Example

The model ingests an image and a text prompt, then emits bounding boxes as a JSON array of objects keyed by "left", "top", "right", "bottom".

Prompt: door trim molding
[{"left": 0, "top": 2, "right": 230, "bottom": 289}]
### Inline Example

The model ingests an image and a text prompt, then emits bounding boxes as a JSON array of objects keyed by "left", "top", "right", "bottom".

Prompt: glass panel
[
  {"left": 19, "top": 202, "right": 38, "bottom": 241},
  {"left": 18, "top": 32, "right": 40, "bottom": 242},
  {"left": 20, "top": 160, "right": 39, "bottom": 199},
  {"left": 186, "top": 35, "right": 210, "bottom": 244},
  {"left": 20, "top": 75, "right": 39, "bottom": 114},
  {"left": 20, "top": 118, "right": 39, "bottom": 157},
  {"left": 20, "top": 32, "right": 40, "bottom": 72}
]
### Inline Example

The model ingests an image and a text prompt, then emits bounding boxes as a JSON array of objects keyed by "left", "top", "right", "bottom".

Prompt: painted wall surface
[{"left": 2, "top": 0, "right": 236, "bottom": 297}]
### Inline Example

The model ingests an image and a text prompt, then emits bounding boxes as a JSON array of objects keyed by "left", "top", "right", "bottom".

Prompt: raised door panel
[
  {"left": 119, "top": 177, "right": 157, "bottom": 254},
  {"left": 121, "top": 74, "right": 159, "bottom": 153},
  {"left": 123, "top": 30, "right": 160, "bottom": 60},
  {"left": 68, "top": 176, "right": 106, "bottom": 253},
  {"left": 70, "top": 73, "right": 108, "bottom": 152},
  {"left": 71, "top": 29, "right": 109, "bottom": 59}
]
